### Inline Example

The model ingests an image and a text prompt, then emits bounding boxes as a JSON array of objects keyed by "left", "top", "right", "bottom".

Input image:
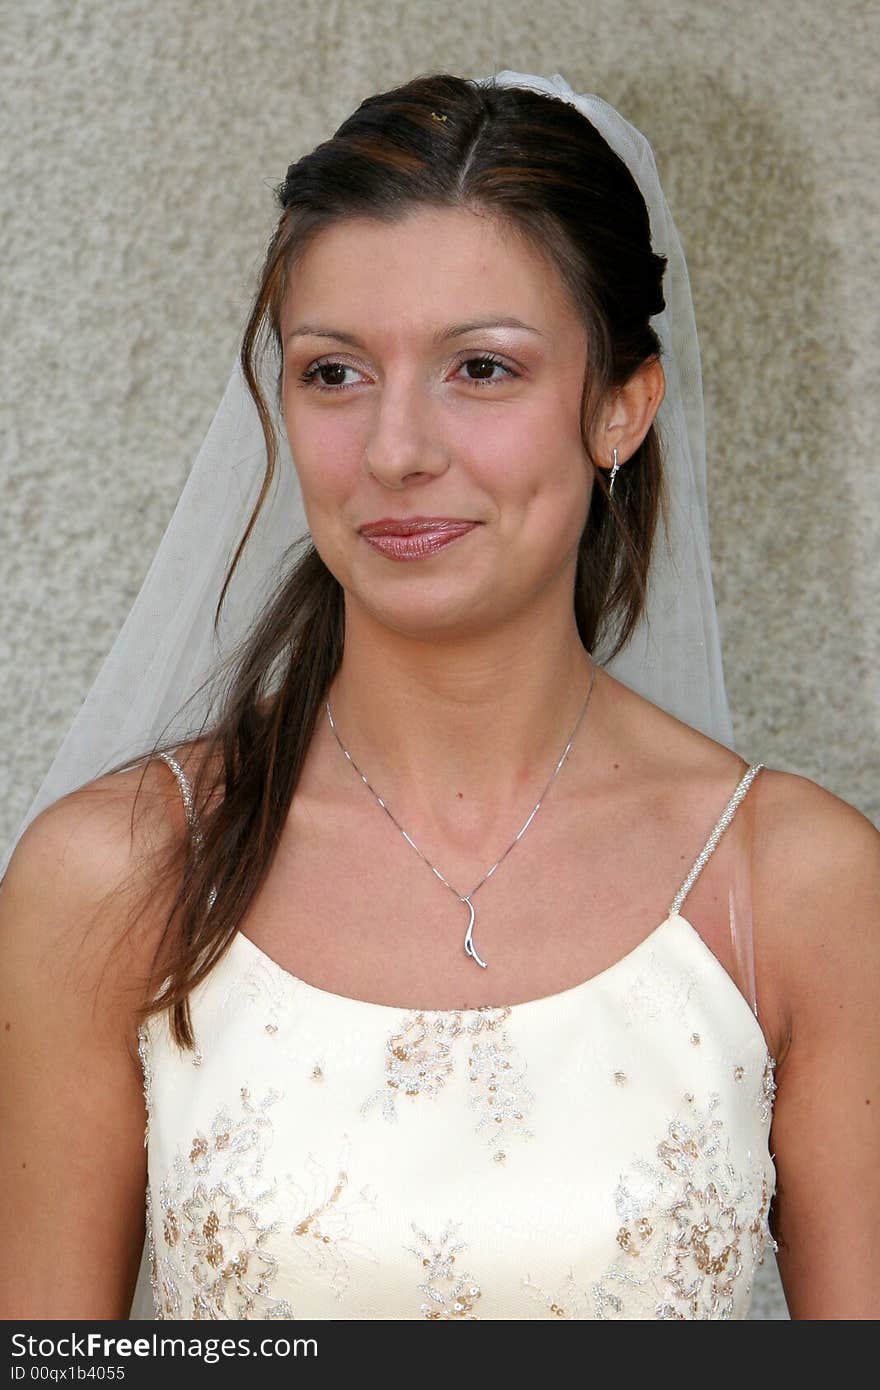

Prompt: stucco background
[{"left": 3, "top": 0, "right": 878, "bottom": 1320}]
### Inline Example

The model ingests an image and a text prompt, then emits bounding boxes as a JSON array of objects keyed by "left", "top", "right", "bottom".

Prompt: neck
[{"left": 318, "top": 591, "right": 601, "bottom": 849}]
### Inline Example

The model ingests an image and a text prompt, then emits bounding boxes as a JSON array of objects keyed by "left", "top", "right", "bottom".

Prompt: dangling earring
[{"left": 609, "top": 446, "right": 620, "bottom": 496}]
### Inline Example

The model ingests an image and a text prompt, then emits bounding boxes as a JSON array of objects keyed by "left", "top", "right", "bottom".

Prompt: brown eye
[
  {"left": 298, "top": 360, "right": 363, "bottom": 391},
  {"left": 458, "top": 354, "right": 517, "bottom": 387}
]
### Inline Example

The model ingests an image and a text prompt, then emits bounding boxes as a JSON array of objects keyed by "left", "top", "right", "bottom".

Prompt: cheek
[
  {"left": 513, "top": 465, "right": 591, "bottom": 564},
  {"left": 282, "top": 369, "right": 359, "bottom": 460},
  {"left": 474, "top": 404, "right": 590, "bottom": 518},
  {"left": 284, "top": 413, "right": 357, "bottom": 508}
]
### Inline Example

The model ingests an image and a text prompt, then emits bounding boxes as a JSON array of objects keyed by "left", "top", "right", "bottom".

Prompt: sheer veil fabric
[{"left": 1, "top": 73, "right": 742, "bottom": 1320}]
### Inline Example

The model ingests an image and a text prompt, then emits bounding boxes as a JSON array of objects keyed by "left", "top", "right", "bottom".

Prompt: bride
[{"left": 1, "top": 70, "right": 877, "bottom": 1321}]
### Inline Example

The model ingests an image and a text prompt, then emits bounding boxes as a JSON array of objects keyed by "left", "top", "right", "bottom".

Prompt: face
[{"left": 279, "top": 205, "right": 595, "bottom": 641}]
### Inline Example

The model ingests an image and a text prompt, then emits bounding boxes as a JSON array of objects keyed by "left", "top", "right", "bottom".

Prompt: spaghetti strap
[
  {"left": 156, "top": 751, "right": 198, "bottom": 835},
  {"left": 669, "top": 763, "right": 765, "bottom": 918},
  {"left": 157, "top": 749, "right": 205, "bottom": 847},
  {"left": 157, "top": 749, "right": 218, "bottom": 910}
]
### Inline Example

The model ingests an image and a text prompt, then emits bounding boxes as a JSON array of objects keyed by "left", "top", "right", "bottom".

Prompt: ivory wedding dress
[{"left": 134, "top": 756, "right": 778, "bottom": 1320}]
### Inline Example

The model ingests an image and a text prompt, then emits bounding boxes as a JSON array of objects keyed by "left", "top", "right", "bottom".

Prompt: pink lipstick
[
  {"left": 359, "top": 516, "right": 480, "bottom": 561},
  {"left": 362, "top": 522, "right": 477, "bottom": 560}
]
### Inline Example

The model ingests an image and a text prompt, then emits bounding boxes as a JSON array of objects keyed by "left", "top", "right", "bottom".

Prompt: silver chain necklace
[{"left": 324, "top": 658, "right": 598, "bottom": 969}]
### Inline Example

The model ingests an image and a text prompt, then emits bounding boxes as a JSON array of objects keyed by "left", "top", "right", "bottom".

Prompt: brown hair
[{"left": 113, "top": 71, "right": 670, "bottom": 1048}]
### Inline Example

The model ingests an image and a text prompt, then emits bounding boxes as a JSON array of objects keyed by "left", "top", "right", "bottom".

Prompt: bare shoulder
[
  {"left": 752, "top": 764, "right": 880, "bottom": 908},
  {"left": 7, "top": 756, "right": 178, "bottom": 879},
  {"left": 750, "top": 765, "right": 880, "bottom": 1060},
  {"left": 6, "top": 730, "right": 224, "bottom": 881},
  {"left": 0, "top": 747, "right": 215, "bottom": 1062}
]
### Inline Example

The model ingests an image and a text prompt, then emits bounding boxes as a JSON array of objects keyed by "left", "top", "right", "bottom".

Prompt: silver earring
[{"left": 609, "top": 447, "right": 620, "bottom": 496}]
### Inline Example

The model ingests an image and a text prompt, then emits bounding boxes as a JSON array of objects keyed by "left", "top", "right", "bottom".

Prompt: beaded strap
[
  {"left": 157, "top": 752, "right": 200, "bottom": 841},
  {"left": 157, "top": 751, "right": 217, "bottom": 909},
  {"left": 668, "top": 763, "right": 765, "bottom": 916}
]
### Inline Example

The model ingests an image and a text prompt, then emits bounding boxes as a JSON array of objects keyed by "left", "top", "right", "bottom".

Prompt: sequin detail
[
  {"left": 136, "top": 1024, "right": 153, "bottom": 1150},
  {"left": 360, "top": 1006, "right": 535, "bottom": 1155},
  {"left": 136, "top": 1025, "right": 161, "bottom": 1304},
  {"left": 592, "top": 1090, "right": 776, "bottom": 1319},
  {"left": 758, "top": 1055, "right": 778, "bottom": 1124},
  {"left": 150, "top": 1084, "right": 293, "bottom": 1319},
  {"left": 405, "top": 1220, "right": 483, "bottom": 1319}
]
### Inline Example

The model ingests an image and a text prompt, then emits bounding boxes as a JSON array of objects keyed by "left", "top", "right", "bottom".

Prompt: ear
[{"left": 597, "top": 356, "right": 666, "bottom": 472}]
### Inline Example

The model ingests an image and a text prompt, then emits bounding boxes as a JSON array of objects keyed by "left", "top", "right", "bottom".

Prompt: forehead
[{"left": 281, "top": 205, "right": 579, "bottom": 341}]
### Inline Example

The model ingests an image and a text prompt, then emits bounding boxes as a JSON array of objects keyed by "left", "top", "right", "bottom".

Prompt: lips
[
  {"left": 362, "top": 525, "right": 477, "bottom": 560},
  {"left": 359, "top": 517, "right": 478, "bottom": 537}
]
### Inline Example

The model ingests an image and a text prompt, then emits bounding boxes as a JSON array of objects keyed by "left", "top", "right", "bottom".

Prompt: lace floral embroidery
[
  {"left": 360, "top": 1006, "right": 535, "bottom": 1155},
  {"left": 287, "top": 1135, "right": 379, "bottom": 1299},
  {"left": 622, "top": 949, "right": 696, "bottom": 1026},
  {"left": 151, "top": 1083, "right": 293, "bottom": 1319},
  {"left": 522, "top": 1270, "right": 591, "bottom": 1319},
  {"left": 221, "top": 951, "right": 291, "bottom": 1029},
  {"left": 592, "top": 1090, "right": 776, "bottom": 1319},
  {"left": 405, "top": 1219, "right": 483, "bottom": 1319}
]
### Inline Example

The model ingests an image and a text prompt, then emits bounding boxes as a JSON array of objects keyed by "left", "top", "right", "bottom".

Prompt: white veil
[{"left": 1, "top": 71, "right": 734, "bottom": 1318}]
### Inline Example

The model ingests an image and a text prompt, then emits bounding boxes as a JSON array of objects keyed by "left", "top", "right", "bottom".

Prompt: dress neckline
[{"left": 230, "top": 911, "right": 775, "bottom": 1063}]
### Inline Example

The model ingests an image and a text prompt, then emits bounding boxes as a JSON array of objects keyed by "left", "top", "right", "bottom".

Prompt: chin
[{"left": 349, "top": 582, "right": 497, "bottom": 638}]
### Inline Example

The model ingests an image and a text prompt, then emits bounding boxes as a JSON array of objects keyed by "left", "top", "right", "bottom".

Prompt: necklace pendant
[{"left": 462, "top": 896, "right": 487, "bottom": 969}]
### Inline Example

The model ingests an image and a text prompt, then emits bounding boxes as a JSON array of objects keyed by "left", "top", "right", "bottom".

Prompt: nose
[{"left": 362, "top": 376, "right": 450, "bottom": 488}]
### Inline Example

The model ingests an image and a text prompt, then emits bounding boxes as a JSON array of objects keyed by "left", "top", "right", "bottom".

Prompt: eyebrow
[{"left": 285, "top": 316, "right": 548, "bottom": 347}]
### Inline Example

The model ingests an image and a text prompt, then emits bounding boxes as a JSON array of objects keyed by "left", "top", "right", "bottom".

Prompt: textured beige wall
[{"left": 3, "top": 0, "right": 878, "bottom": 1319}]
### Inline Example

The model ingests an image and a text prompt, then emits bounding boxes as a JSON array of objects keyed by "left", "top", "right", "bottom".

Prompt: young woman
[{"left": 1, "top": 70, "right": 877, "bottom": 1321}]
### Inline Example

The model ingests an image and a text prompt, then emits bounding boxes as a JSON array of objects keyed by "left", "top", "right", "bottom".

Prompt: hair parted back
[{"left": 112, "top": 71, "right": 671, "bottom": 1049}]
